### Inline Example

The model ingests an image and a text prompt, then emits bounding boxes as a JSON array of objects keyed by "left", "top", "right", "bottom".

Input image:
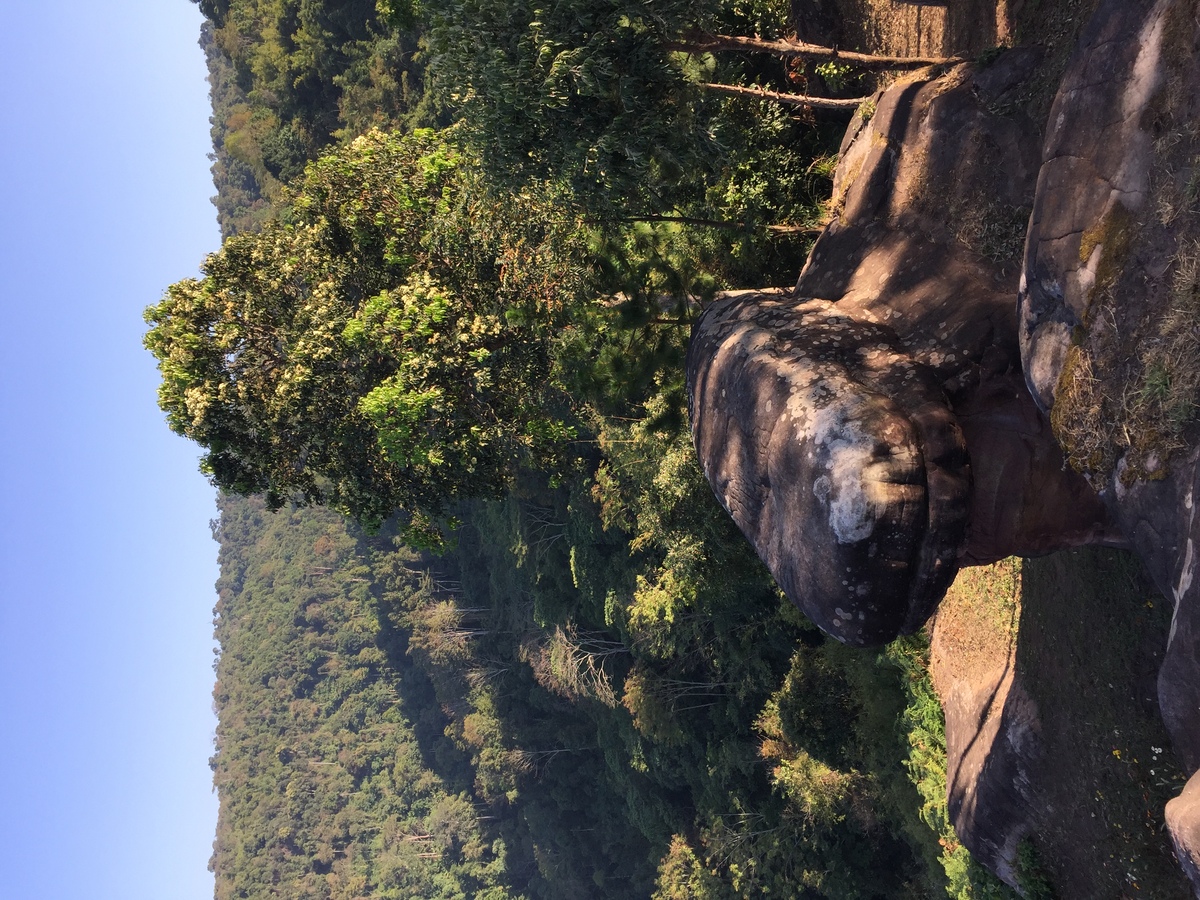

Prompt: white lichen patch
[
  {"left": 792, "top": 386, "right": 896, "bottom": 545},
  {"left": 823, "top": 434, "right": 883, "bottom": 543}
]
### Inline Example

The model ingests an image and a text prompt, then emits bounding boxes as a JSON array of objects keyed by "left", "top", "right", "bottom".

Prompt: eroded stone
[
  {"left": 1017, "top": 0, "right": 1200, "bottom": 892},
  {"left": 688, "top": 291, "right": 969, "bottom": 645}
]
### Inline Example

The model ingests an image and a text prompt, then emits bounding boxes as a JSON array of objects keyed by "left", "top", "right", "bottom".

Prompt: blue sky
[{"left": 0, "top": 2, "right": 220, "bottom": 898}]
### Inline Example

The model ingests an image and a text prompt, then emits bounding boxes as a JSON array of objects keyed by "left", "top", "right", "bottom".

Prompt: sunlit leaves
[{"left": 146, "top": 129, "right": 584, "bottom": 539}]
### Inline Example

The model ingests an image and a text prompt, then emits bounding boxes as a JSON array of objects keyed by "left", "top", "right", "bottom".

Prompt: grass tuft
[
  {"left": 1125, "top": 239, "right": 1200, "bottom": 461},
  {"left": 1050, "top": 345, "right": 1116, "bottom": 486},
  {"left": 1078, "top": 200, "right": 1134, "bottom": 301},
  {"left": 1050, "top": 240, "right": 1200, "bottom": 486}
]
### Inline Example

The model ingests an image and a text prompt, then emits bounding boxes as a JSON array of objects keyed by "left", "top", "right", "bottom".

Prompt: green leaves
[
  {"left": 208, "top": 495, "right": 514, "bottom": 899},
  {"left": 427, "top": 0, "right": 719, "bottom": 215},
  {"left": 348, "top": 275, "right": 508, "bottom": 479},
  {"left": 146, "top": 129, "right": 584, "bottom": 538}
]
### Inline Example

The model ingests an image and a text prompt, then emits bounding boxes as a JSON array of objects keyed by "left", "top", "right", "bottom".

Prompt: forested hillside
[
  {"left": 199, "top": 0, "right": 431, "bottom": 234},
  {"left": 177, "top": 0, "right": 1031, "bottom": 895},
  {"left": 211, "top": 477, "right": 1002, "bottom": 898}
]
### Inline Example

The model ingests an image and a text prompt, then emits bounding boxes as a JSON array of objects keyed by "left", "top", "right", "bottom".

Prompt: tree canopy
[
  {"left": 427, "top": 0, "right": 716, "bottom": 213},
  {"left": 177, "top": 1, "right": 1060, "bottom": 897},
  {"left": 146, "top": 128, "right": 585, "bottom": 541}
]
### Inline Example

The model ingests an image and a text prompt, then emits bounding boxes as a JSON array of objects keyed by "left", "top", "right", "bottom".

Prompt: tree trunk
[
  {"left": 670, "top": 31, "right": 962, "bottom": 69},
  {"left": 700, "top": 81, "right": 868, "bottom": 110},
  {"left": 615, "top": 214, "right": 821, "bottom": 235}
]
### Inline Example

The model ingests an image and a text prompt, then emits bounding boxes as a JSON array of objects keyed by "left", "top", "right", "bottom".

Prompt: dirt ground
[
  {"left": 934, "top": 554, "right": 1191, "bottom": 898},
  {"left": 1018, "top": 551, "right": 1190, "bottom": 899}
]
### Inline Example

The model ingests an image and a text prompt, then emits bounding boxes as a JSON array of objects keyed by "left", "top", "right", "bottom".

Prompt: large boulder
[
  {"left": 1169, "top": 775, "right": 1200, "bottom": 890},
  {"left": 688, "top": 51, "right": 1116, "bottom": 647},
  {"left": 687, "top": 291, "right": 970, "bottom": 646},
  {"left": 795, "top": 45, "right": 1117, "bottom": 564},
  {"left": 939, "top": 663, "right": 1042, "bottom": 887},
  {"left": 1018, "top": 0, "right": 1200, "bottom": 889}
]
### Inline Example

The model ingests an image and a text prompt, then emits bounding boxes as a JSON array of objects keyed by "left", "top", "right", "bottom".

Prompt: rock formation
[
  {"left": 687, "top": 50, "right": 1119, "bottom": 643},
  {"left": 688, "top": 290, "right": 972, "bottom": 646},
  {"left": 685, "top": 36, "right": 1166, "bottom": 891},
  {"left": 689, "top": 1, "right": 1200, "bottom": 888},
  {"left": 1018, "top": 0, "right": 1200, "bottom": 888}
]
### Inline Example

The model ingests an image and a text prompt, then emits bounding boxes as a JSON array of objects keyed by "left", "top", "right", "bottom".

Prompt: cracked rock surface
[
  {"left": 687, "top": 290, "right": 970, "bottom": 646},
  {"left": 1020, "top": 0, "right": 1172, "bottom": 411},
  {"left": 687, "top": 6, "right": 1200, "bottom": 884},
  {"left": 1021, "top": 0, "right": 1200, "bottom": 890}
]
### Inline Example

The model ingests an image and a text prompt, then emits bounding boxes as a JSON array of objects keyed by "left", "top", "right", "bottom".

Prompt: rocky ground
[{"left": 935, "top": 554, "right": 1189, "bottom": 897}]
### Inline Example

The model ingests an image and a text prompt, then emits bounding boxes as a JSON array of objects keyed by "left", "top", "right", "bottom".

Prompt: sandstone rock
[
  {"left": 797, "top": 47, "right": 1119, "bottom": 563},
  {"left": 687, "top": 291, "right": 970, "bottom": 646},
  {"left": 940, "top": 665, "right": 1041, "bottom": 885},
  {"left": 1020, "top": 0, "right": 1176, "bottom": 413},
  {"left": 798, "top": 46, "right": 1043, "bottom": 400},
  {"left": 1017, "top": 0, "right": 1200, "bottom": 891},
  {"left": 687, "top": 0, "right": 1200, "bottom": 888},
  {"left": 688, "top": 52, "right": 1116, "bottom": 648},
  {"left": 929, "top": 560, "right": 1043, "bottom": 889},
  {"left": 1169, "top": 773, "right": 1200, "bottom": 889},
  {"left": 955, "top": 372, "right": 1119, "bottom": 564}
]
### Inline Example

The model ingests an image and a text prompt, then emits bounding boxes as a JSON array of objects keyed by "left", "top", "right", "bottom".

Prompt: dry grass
[
  {"left": 1017, "top": 550, "right": 1191, "bottom": 899},
  {"left": 954, "top": 199, "right": 1031, "bottom": 275},
  {"left": 1050, "top": 344, "right": 1121, "bottom": 486},
  {"left": 1150, "top": 128, "right": 1200, "bottom": 227},
  {"left": 928, "top": 554, "right": 1191, "bottom": 898},
  {"left": 1131, "top": 241, "right": 1200, "bottom": 439},
  {"left": 930, "top": 559, "right": 1019, "bottom": 691},
  {"left": 1053, "top": 232, "right": 1200, "bottom": 488}
]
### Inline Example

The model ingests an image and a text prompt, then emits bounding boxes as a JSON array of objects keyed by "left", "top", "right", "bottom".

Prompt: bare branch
[
  {"left": 700, "top": 82, "right": 869, "bottom": 110},
  {"left": 671, "top": 31, "right": 963, "bottom": 69},
  {"left": 615, "top": 214, "right": 821, "bottom": 235}
]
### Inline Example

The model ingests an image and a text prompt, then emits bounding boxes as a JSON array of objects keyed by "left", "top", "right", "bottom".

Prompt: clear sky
[{"left": 0, "top": 2, "right": 220, "bottom": 898}]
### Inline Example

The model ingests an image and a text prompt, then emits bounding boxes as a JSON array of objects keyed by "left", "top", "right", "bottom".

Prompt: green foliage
[
  {"left": 187, "top": 2, "right": 1023, "bottom": 898},
  {"left": 815, "top": 60, "right": 860, "bottom": 92},
  {"left": 1014, "top": 840, "right": 1055, "bottom": 900},
  {"left": 427, "top": 0, "right": 717, "bottom": 215},
  {"left": 206, "top": 409, "right": 1025, "bottom": 899},
  {"left": 887, "top": 636, "right": 950, "bottom": 838},
  {"left": 146, "top": 129, "right": 585, "bottom": 542},
  {"left": 183, "top": 0, "right": 841, "bottom": 553},
  {"left": 652, "top": 836, "right": 723, "bottom": 899},
  {"left": 427, "top": 0, "right": 837, "bottom": 294},
  {"left": 197, "top": 0, "right": 430, "bottom": 235},
  {"left": 209, "top": 494, "right": 512, "bottom": 900},
  {"left": 884, "top": 636, "right": 1019, "bottom": 899}
]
